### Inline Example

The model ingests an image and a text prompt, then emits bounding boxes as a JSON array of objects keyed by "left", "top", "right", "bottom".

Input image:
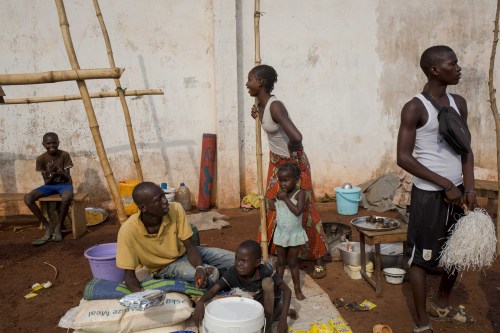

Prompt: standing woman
[{"left": 247, "top": 64, "right": 328, "bottom": 279}]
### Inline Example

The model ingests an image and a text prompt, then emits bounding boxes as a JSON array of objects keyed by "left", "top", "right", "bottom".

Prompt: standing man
[{"left": 396, "top": 45, "right": 476, "bottom": 333}]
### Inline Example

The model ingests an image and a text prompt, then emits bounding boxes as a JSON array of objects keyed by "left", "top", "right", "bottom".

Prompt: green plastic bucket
[{"left": 334, "top": 186, "right": 362, "bottom": 215}]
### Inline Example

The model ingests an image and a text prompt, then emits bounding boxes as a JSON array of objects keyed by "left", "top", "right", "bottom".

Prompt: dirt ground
[{"left": 0, "top": 201, "right": 498, "bottom": 333}]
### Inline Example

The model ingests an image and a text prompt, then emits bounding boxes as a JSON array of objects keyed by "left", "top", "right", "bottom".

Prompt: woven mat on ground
[
  {"left": 278, "top": 269, "right": 342, "bottom": 332},
  {"left": 127, "top": 270, "right": 344, "bottom": 333},
  {"left": 83, "top": 278, "right": 205, "bottom": 300}
]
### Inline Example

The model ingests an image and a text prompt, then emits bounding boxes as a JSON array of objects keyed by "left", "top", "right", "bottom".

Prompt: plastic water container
[
  {"left": 344, "top": 261, "right": 373, "bottom": 280},
  {"left": 84, "top": 243, "right": 125, "bottom": 282},
  {"left": 161, "top": 182, "right": 176, "bottom": 203},
  {"left": 118, "top": 180, "right": 139, "bottom": 216},
  {"left": 334, "top": 186, "right": 362, "bottom": 215},
  {"left": 176, "top": 182, "right": 192, "bottom": 211},
  {"left": 203, "top": 297, "right": 265, "bottom": 333}
]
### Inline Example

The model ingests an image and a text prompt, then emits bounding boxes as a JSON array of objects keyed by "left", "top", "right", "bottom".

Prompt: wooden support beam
[
  {"left": 0, "top": 68, "right": 124, "bottom": 85},
  {"left": 3, "top": 89, "right": 163, "bottom": 105},
  {"left": 55, "top": 0, "right": 127, "bottom": 223},
  {"left": 93, "top": 0, "right": 144, "bottom": 183}
]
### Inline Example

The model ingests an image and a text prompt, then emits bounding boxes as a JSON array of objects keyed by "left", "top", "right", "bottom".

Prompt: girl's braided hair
[
  {"left": 252, "top": 64, "right": 278, "bottom": 93},
  {"left": 278, "top": 162, "right": 301, "bottom": 178}
]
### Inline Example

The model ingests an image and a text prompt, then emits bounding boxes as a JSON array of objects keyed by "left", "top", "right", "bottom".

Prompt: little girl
[{"left": 273, "top": 162, "right": 308, "bottom": 300}]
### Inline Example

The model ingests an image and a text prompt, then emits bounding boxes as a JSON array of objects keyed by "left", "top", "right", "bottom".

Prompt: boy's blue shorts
[{"left": 35, "top": 183, "right": 74, "bottom": 196}]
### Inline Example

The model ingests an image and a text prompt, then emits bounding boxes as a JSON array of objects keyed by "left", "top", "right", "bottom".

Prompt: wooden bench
[
  {"left": 475, "top": 179, "right": 498, "bottom": 217},
  {"left": 0, "top": 192, "right": 89, "bottom": 239}
]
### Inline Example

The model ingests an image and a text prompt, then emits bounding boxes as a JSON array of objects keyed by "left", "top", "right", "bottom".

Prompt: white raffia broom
[{"left": 439, "top": 208, "right": 497, "bottom": 275}]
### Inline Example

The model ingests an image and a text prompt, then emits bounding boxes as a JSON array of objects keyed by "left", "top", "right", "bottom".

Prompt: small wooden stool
[{"left": 355, "top": 222, "right": 408, "bottom": 297}]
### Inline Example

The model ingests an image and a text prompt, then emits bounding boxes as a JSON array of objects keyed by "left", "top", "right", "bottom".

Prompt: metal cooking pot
[
  {"left": 341, "top": 182, "right": 353, "bottom": 189},
  {"left": 337, "top": 242, "right": 374, "bottom": 266}
]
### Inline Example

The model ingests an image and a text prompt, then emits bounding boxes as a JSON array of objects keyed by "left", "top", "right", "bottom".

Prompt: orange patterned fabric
[{"left": 257, "top": 150, "right": 328, "bottom": 260}]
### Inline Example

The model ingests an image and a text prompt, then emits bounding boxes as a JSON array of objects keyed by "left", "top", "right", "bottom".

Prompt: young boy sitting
[
  {"left": 24, "top": 132, "right": 74, "bottom": 245},
  {"left": 193, "top": 240, "right": 293, "bottom": 333}
]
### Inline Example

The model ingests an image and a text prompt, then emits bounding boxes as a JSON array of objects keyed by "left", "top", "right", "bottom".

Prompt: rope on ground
[{"left": 44, "top": 261, "right": 58, "bottom": 280}]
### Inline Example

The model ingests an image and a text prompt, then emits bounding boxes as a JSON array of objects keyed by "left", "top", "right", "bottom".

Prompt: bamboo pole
[
  {"left": 3, "top": 89, "right": 164, "bottom": 105},
  {"left": 93, "top": 0, "right": 143, "bottom": 182},
  {"left": 0, "top": 68, "right": 124, "bottom": 85},
  {"left": 487, "top": 0, "right": 500, "bottom": 254},
  {"left": 254, "top": 0, "right": 268, "bottom": 260},
  {"left": 54, "top": 0, "right": 127, "bottom": 223}
]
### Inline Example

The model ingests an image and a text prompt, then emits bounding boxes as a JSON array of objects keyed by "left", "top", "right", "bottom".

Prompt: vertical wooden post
[
  {"left": 487, "top": 0, "right": 500, "bottom": 254},
  {"left": 54, "top": 0, "right": 127, "bottom": 223},
  {"left": 254, "top": 0, "right": 268, "bottom": 260},
  {"left": 92, "top": 0, "right": 144, "bottom": 182}
]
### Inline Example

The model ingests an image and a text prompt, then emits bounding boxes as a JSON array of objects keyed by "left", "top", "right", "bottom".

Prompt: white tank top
[
  {"left": 413, "top": 93, "right": 463, "bottom": 191},
  {"left": 261, "top": 96, "right": 290, "bottom": 158}
]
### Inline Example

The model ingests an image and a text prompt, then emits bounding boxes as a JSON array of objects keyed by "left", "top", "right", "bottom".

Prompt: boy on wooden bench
[{"left": 24, "top": 132, "right": 74, "bottom": 246}]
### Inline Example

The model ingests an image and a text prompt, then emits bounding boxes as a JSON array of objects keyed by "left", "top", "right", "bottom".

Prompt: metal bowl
[
  {"left": 337, "top": 242, "right": 374, "bottom": 266},
  {"left": 85, "top": 207, "right": 108, "bottom": 226},
  {"left": 380, "top": 243, "right": 404, "bottom": 269}
]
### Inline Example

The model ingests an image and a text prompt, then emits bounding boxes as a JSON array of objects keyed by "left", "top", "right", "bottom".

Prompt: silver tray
[{"left": 351, "top": 216, "right": 400, "bottom": 232}]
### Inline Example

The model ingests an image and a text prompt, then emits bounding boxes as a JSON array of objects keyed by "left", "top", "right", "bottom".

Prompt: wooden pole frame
[
  {"left": 3, "top": 89, "right": 163, "bottom": 105},
  {"left": 487, "top": 0, "right": 500, "bottom": 254},
  {"left": 254, "top": 0, "right": 268, "bottom": 260},
  {"left": 92, "top": 0, "right": 144, "bottom": 182},
  {"left": 55, "top": 0, "right": 127, "bottom": 222},
  {"left": 0, "top": 68, "right": 124, "bottom": 85}
]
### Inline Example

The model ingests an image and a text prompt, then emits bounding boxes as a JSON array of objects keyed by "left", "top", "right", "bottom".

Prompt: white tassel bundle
[{"left": 439, "top": 208, "right": 497, "bottom": 275}]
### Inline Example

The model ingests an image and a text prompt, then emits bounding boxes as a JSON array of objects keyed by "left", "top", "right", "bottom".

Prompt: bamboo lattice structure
[
  {"left": 0, "top": 68, "right": 123, "bottom": 85},
  {"left": 254, "top": 0, "right": 268, "bottom": 260},
  {"left": 3, "top": 89, "right": 163, "bottom": 104},
  {"left": 93, "top": 0, "right": 143, "bottom": 182},
  {"left": 55, "top": 0, "right": 127, "bottom": 222},
  {"left": 487, "top": 0, "right": 500, "bottom": 254}
]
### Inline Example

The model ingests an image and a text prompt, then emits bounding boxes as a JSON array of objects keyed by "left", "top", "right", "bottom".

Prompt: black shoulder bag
[{"left": 421, "top": 92, "right": 472, "bottom": 155}]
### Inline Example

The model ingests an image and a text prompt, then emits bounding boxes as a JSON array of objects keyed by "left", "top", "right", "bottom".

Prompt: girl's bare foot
[{"left": 295, "top": 288, "right": 306, "bottom": 300}]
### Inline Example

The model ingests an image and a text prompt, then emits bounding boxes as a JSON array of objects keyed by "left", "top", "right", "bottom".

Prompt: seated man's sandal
[{"left": 413, "top": 323, "right": 432, "bottom": 333}]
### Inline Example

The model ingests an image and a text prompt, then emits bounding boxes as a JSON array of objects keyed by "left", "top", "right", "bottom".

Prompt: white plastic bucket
[{"left": 203, "top": 297, "right": 265, "bottom": 333}]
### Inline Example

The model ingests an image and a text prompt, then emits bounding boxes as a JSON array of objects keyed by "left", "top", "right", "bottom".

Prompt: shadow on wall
[
  {"left": 138, "top": 54, "right": 198, "bottom": 183},
  {"left": 0, "top": 154, "right": 20, "bottom": 215},
  {"left": 76, "top": 168, "right": 112, "bottom": 207}
]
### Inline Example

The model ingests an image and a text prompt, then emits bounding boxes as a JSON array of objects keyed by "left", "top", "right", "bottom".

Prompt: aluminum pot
[
  {"left": 337, "top": 242, "right": 374, "bottom": 266},
  {"left": 380, "top": 243, "right": 404, "bottom": 269}
]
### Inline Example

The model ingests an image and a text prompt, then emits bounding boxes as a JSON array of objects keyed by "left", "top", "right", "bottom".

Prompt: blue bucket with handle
[{"left": 334, "top": 186, "right": 362, "bottom": 215}]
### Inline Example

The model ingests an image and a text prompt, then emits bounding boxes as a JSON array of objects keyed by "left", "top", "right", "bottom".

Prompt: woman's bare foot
[{"left": 295, "top": 287, "right": 306, "bottom": 300}]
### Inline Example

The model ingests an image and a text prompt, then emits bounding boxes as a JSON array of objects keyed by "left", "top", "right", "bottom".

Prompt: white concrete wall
[{"left": 0, "top": 0, "right": 498, "bottom": 212}]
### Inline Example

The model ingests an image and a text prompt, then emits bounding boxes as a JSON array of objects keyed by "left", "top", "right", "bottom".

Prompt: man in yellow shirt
[{"left": 116, "top": 182, "right": 234, "bottom": 292}]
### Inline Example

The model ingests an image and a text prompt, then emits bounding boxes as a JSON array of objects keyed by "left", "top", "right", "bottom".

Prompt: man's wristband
[
  {"left": 444, "top": 184, "right": 454, "bottom": 192},
  {"left": 464, "top": 190, "right": 476, "bottom": 194}
]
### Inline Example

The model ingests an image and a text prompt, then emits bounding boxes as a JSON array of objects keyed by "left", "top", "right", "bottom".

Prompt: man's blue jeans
[{"left": 155, "top": 246, "right": 234, "bottom": 288}]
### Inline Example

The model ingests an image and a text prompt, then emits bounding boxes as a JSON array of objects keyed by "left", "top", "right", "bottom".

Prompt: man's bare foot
[{"left": 295, "top": 288, "right": 306, "bottom": 300}]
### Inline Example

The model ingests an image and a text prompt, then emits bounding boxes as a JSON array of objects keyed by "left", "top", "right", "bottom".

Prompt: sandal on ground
[
  {"left": 333, "top": 297, "right": 345, "bottom": 307},
  {"left": 344, "top": 302, "right": 369, "bottom": 311},
  {"left": 311, "top": 265, "right": 326, "bottom": 279},
  {"left": 372, "top": 324, "right": 393, "bottom": 333},
  {"left": 428, "top": 302, "right": 475, "bottom": 324},
  {"left": 413, "top": 323, "right": 433, "bottom": 333},
  {"left": 31, "top": 237, "right": 52, "bottom": 246}
]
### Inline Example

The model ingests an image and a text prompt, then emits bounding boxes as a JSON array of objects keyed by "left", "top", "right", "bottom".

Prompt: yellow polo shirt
[{"left": 116, "top": 202, "right": 193, "bottom": 273}]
